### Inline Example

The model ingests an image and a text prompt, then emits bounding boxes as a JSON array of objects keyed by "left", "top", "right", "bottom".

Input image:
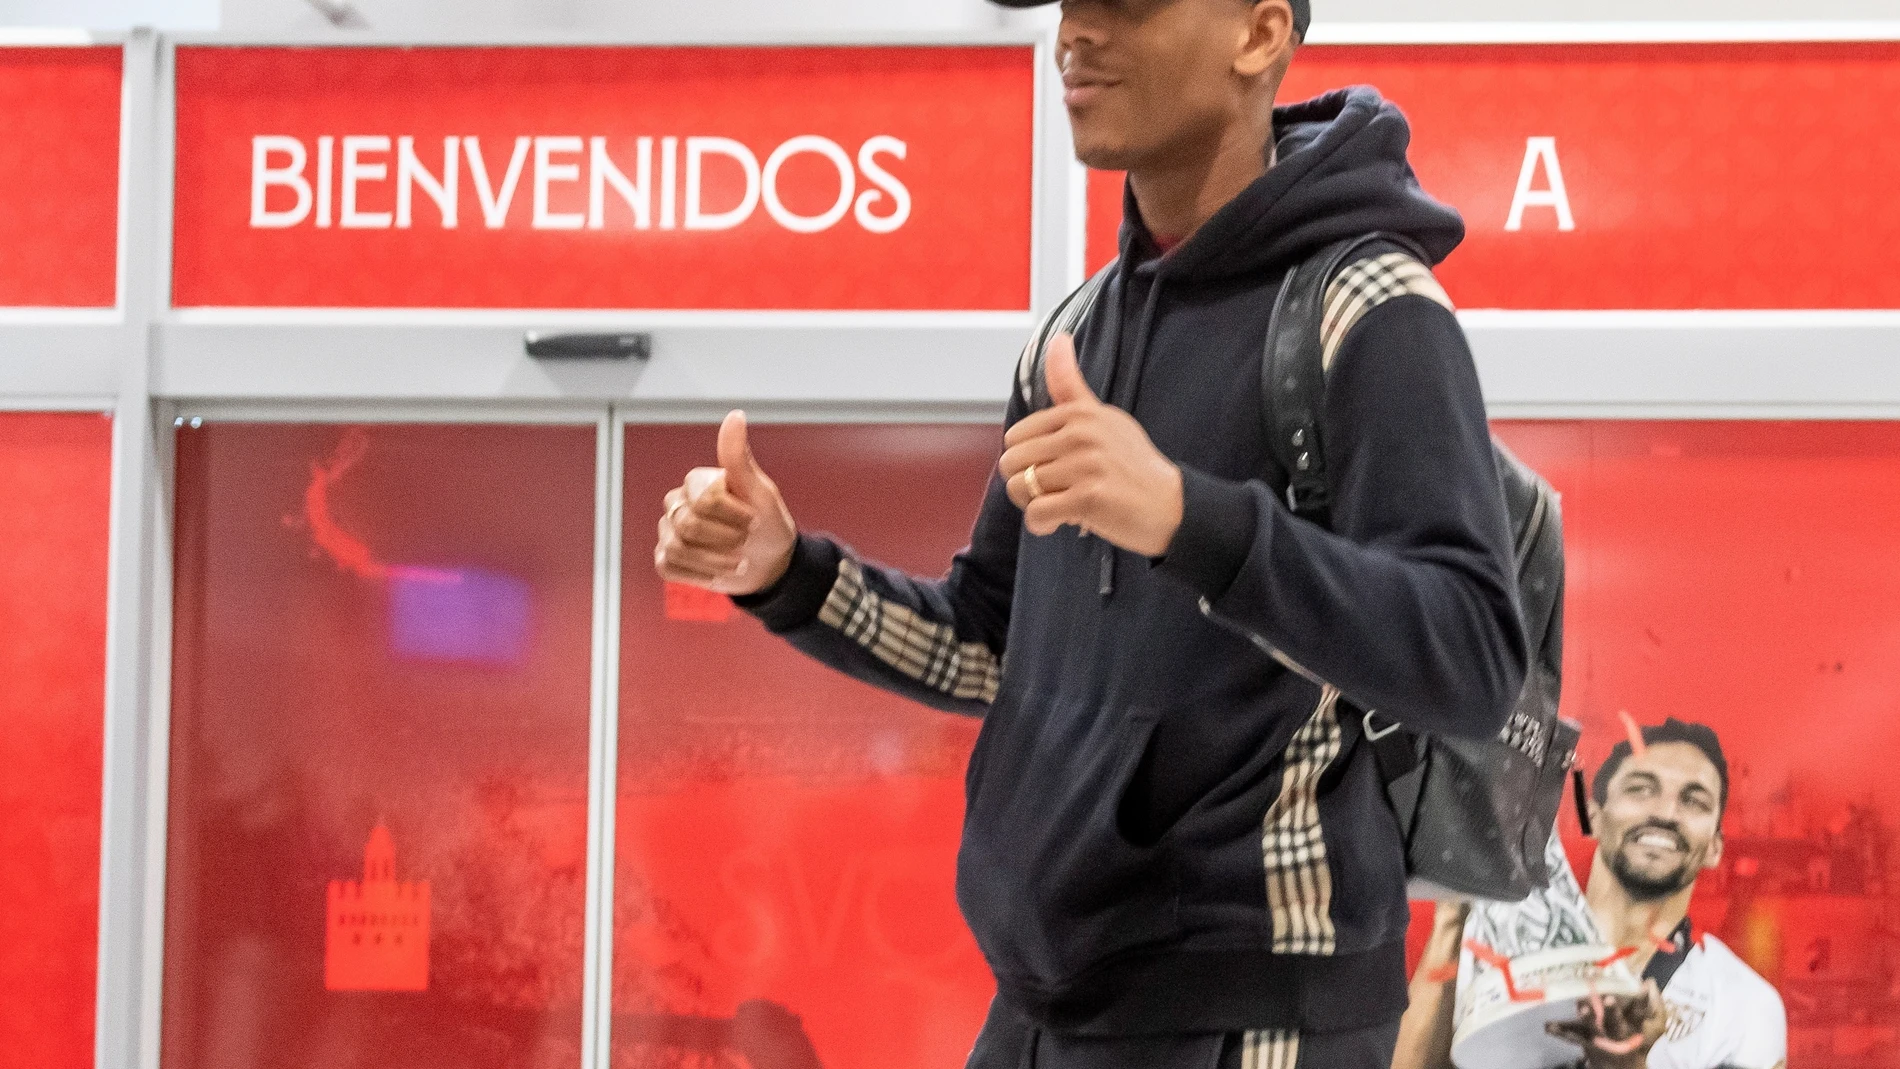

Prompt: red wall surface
[
  {"left": 0, "top": 48, "right": 121, "bottom": 307},
  {"left": 0, "top": 412, "right": 113, "bottom": 1069}
]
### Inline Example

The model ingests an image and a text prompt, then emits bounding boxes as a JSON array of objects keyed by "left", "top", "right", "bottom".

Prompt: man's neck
[
  {"left": 1585, "top": 853, "right": 1695, "bottom": 975},
  {"left": 1126, "top": 116, "right": 1276, "bottom": 249}
]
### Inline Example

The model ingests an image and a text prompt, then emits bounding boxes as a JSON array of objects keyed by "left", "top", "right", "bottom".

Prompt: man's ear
[
  {"left": 1704, "top": 830, "right": 1725, "bottom": 872},
  {"left": 1234, "top": 0, "right": 1297, "bottom": 79},
  {"left": 1586, "top": 801, "right": 1603, "bottom": 838}
]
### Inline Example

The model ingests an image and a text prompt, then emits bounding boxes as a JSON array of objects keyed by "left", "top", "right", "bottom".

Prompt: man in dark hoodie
[{"left": 654, "top": 0, "right": 1527, "bottom": 1065}]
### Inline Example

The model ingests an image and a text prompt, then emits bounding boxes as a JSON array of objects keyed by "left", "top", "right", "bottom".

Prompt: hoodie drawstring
[{"left": 1096, "top": 267, "right": 1167, "bottom": 599}]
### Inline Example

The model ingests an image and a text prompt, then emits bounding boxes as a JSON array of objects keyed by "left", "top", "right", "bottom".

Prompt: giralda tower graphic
[{"left": 325, "top": 822, "right": 430, "bottom": 992}]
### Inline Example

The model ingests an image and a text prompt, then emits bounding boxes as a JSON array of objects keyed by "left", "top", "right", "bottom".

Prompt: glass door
[
  {"left": 162, "top": 415, "right": 603, "bottom": 1069},
  {"left": 613, "top": 422, "right": 1000, "bottom": 1069}
]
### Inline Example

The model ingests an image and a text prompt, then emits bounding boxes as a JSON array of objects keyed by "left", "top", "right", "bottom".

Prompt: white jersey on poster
[{"left": 1645, "top": 934, "right": 1785, "bottom": 1069}]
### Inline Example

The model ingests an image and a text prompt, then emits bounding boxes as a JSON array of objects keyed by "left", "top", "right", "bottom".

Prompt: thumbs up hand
[
  {"left": 999, "top": 333, "right": 1185, "bottom": 557},
  {"left": 656, "top": 410, "right": 799, "bottom": 596}
]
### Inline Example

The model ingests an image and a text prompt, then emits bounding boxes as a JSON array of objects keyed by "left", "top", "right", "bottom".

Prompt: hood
[{"left": 1119, "top": 86, "right": 1465, "bottom": 281}]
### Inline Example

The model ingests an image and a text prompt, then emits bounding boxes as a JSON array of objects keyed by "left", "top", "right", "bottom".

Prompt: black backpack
[{"left": 1021, "top": 234, "right": 1576, "bottom": 903}]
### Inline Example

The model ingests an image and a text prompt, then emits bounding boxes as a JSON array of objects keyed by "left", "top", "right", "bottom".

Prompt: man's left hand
[{"left": 999, "top": 332, "right": 1184, "bottom": 557}]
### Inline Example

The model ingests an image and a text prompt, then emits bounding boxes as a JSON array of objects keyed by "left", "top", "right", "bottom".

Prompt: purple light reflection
[{"left": 387, "top": 566, "right": 531, "bottom": 665}]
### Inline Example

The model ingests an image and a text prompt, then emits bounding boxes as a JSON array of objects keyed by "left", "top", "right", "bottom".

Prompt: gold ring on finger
[{"left": 1024, "top": 463, "right": 1044, "bottom": 501}]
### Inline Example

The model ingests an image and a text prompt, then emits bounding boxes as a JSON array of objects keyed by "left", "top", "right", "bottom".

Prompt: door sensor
[{"left": 524, "top": 332, "right": 652, "bottom": 360}]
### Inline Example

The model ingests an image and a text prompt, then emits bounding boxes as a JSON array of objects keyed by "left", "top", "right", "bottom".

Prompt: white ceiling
[
  {"left": 6, "top": 0, "right": 1893, "bottom": 37},
  {"left": 217, "top": 0, "right": 1896, "bottom": 37}
]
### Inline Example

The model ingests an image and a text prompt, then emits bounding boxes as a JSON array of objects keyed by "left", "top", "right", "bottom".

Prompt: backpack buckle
[{"left": 1286, "top": 481, "right": 1329, "bottom": 516}]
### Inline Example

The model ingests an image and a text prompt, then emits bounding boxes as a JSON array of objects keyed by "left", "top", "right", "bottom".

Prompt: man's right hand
[
  {"left": 1546, "top": 979, "right": 1669, "bottom": 1069},
  {"left": 655, "top": 410, "right": 798, "bottom": 597}
]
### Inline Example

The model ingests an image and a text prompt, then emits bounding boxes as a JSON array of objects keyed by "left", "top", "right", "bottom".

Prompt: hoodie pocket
[
  {"left": 957, "top": 704, "right": 1181, "bottom": 987},
  {"left": 1107, "top": 711, "right": 1163, "bottom": 833},
  {"left": 1114, "top": 714, "right": 1175, "bottom": 849}
]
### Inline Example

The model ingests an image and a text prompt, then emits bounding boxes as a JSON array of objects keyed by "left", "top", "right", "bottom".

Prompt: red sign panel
[
  {"left": 1088, "top": 43, "right": 1900, "bottom": 310},
  {"left": 172, "top": 47, "right": 1035, "bottom": 311},
  {"left": 0, "top": 48, "right": 121, "bottom": 307}
]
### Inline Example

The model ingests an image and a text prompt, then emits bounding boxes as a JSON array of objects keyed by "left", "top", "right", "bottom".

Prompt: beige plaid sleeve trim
[
  {"left": 1320, "top": 252, "right": 1455, "bottom": 372},
  {"left": 817, "top": 557, "right": 1001, "bottom": 704},
  {"left": 1240, "top": 1030, "right": 1300, "bottom": 1069},
  {"left": 1262, "top": 686, "right": 1344, "bottom": 956}
]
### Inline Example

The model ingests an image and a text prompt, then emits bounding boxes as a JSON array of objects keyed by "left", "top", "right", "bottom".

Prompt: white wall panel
[
  {"left": 1, "top": 0, "right": 216, "bottom": 31},
  {"left": 220, "top": 0, "right": 1005, "bottom": 37},
  {"left": 1314, "top": 0, "right": 1900, "bottom": 21},
  {"left": 218, "top": 0, "right": 1900, "bottom": 39}
]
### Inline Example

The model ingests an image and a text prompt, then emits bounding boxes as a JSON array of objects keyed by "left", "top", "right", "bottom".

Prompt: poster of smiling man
[{"left": 1397, "top": 717, "right": 1787, "bottom": 1069}]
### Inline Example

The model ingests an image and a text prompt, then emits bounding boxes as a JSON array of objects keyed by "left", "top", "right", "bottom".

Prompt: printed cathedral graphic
[{"left": 326, "top": 823, "right": 431, "bottom": 992}]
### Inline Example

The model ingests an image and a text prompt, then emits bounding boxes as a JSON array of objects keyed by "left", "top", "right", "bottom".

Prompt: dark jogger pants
[{"left": 964, "top": 1000, "right": 1401, "bottom": 1069}]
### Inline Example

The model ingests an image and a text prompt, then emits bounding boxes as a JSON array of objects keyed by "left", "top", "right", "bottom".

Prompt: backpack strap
[
  {"left": 1018, "top": 262, "right": 1117, "bottom": 413},
  {"left": 1261, "top": 232, "right": 1450, "bottom": 525},
  {"left": 1497, "top": 440, "right": 1564, "bottom": 663},
  {"left": 1262, "top": 233, "right": 1455, "bottom": 796}
]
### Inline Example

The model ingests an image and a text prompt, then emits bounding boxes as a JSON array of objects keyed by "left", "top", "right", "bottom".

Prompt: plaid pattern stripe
[
  {"left": 817, "top": 557, "right": 1001, "bottom": 703},
  {"left": 1262, "top": 685, "right": 1344, "bottom": 956},
  {"left": 1240, "top": 1029, "right": 1300, "bottom": 1069},
  {"left": 1320, "top": 252, "right": 1455, "bottom": 372}
]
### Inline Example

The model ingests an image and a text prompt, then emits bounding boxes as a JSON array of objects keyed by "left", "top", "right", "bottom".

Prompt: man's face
[
  {"left": 1592, "top": 741, "right": 1725, "bottom": 902},
  {"left": 1056, "top": 0, "right": 1291, "bottom": 172}
]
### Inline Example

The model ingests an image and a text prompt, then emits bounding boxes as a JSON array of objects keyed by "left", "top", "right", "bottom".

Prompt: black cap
[{"left": 991, "top": 0, "right": 1311, "bottom": 39}]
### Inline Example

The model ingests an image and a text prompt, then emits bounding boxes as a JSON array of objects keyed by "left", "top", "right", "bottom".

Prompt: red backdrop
[
  {"left": 1087, "top": 43, "right": 1900, "bottom": 311},
  {"left": 0, "top": 412, "right": 113, "bottom": 1069},
  {"left": 172, "top": 47, "right": 1035, "bottom": 311},
  {"left": 0, "top": 47, "right": 121, "bottom": 307},
  {"left": 1474, "top": 422, "right": 1900, "bottom": 1067}
]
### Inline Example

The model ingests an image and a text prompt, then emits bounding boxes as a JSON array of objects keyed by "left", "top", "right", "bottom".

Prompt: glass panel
[
  {"left": 164, "top": 422, "right": 597, "bottom": 1069},
  {"left": 0, "top": 411, "right": 112, "bottom": 1069},
  {"left": 1492, "top": 421, "right": 1900, "bottom": 1062},
  {"left": 617, "top": 423, "right": 996, "bottom": 1069}
]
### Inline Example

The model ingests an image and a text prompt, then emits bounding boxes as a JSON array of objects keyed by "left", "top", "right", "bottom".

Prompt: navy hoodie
[{"left": 736, "top": 87, "right": 1527, "bottom": 1036}]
